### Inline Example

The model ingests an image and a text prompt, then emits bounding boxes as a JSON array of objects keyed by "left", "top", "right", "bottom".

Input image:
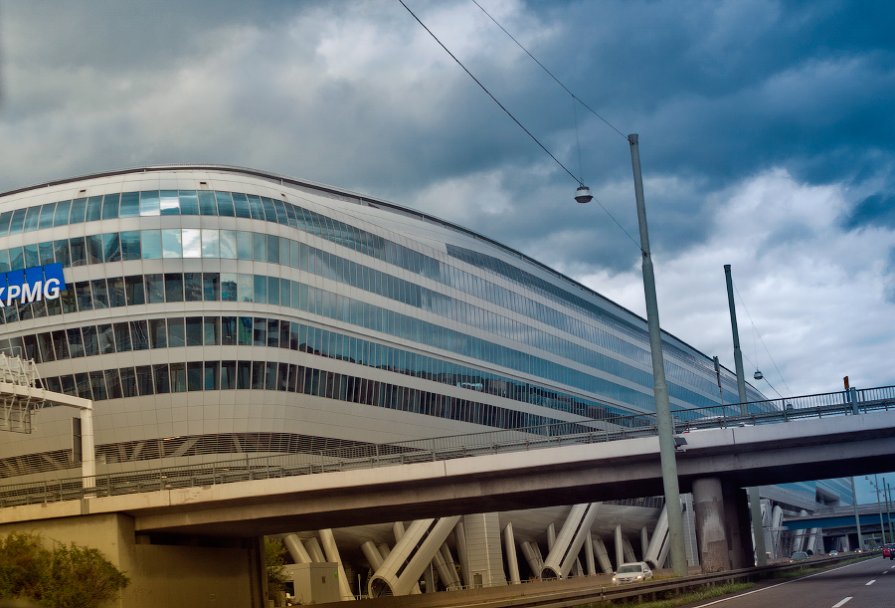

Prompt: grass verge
[{"left": 578, "top": 582, "right": 754, "bottom": 608}]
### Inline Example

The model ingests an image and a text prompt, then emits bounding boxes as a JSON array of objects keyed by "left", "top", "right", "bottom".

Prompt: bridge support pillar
[
  {"left": 693, "top": 477, "right": 730, "bottom": 572},
  {"left": 723, "top": 484, "right": 753, "bottom": 568}
]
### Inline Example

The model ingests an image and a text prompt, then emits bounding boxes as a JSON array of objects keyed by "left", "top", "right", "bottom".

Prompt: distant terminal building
[{"left": 0, "top": 166, "right": 849, "bottom": 595}]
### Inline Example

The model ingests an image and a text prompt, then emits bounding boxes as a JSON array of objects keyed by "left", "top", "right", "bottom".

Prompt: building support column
[
  {"left": 641, "top": 527, "right": 650, "bottom": 560},
  {"left": 455, "top": 522, "right": 470, "bottom": 587},
  {"left": 614, "top": 525, "right": 624, "bottom": 570},
  {"left": 361, "top": 541, "right": 385, "bottom": 572},
  {"left": 541, "top": 503, "right": 600, "bottom": 579},
  {"left": 693, "top": 477, "right": 730, "bottom": 572},
  {"left": 504, "top": 523, "right": 521, "bottom": 584},
  {"left": 319, "top": 528, "right": 355, "bottom": 601},
  {"left": 592, "top": 536, "right": 613, "bottom": 573},
  {"left": 644, "top": 505, "right": 669, "bottom": 568},
  {"left": 304, "top": 537, "right": 325, "bottom": 562},
  {"left": 284, "top": 534, "right": 313, "bottom": 564},
  {"left": 461, "top": 513, "right": 506, "bottom": 587},
  {"left": 584, "top": 534, "right": 596, "bottom": 576},
  {"left": 369, "top": 516, "right": 460, "bottom": 597},
  {"left": 520, "top": 541, "right": 543, "bottom": 578},
  {"left": 622, "top": 536, "right": 637, "bottom": 563},
  {"left": 771, "top": 504, "right": 785, "bottom": 558}
]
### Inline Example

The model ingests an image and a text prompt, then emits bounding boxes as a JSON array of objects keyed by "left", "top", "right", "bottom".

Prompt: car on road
[
  {"left": 612, "top": 562, "right": 653, "bottom": 585},
  {"left": 789, "top": 551, "right": 809, "bottom": 562},
  {"left": 883, "top": 544, "right": 895, "bottom": 560}
]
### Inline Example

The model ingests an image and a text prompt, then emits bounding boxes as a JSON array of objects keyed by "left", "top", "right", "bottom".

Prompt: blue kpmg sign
[{"left": 0, "top": 263, "right": 67, "bottom": 307}]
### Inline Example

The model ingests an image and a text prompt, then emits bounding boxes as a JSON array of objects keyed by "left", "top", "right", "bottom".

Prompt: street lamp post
[
  {"left": 577, "top": 134, "right": 687, "bottom": 576},
  {"left": 869, "top": 475, "right": 888, "bottom": 545},
  {"left": 850, "top": 476, "right": 864, "bottom": 550},
  {"left": 885, "top": 478, "right": 895, "bottom": 543},
  {"left": 724, "top": 264, "right": 767, "bottom": 566}
]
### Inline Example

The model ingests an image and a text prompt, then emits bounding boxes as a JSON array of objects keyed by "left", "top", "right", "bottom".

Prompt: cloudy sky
[{"left": 1, "top": 2, "right": 893, "bottom": 497}]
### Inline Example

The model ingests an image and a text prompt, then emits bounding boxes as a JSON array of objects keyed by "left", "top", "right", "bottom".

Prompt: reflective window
[
  {"left": 144, "top": 274, "right": 164, "bottom": 304},
  {"left": 160, "top": 191, "right": 180, "bottom": 216},
  {"left": 136, "top": 365, "right": 153, "bottom": 396},
  {"left": 164, "top": 273, "right": 183, "bottom": 302},
  {"left": 203, "top": 273, "right": 220, "bottom": 301},
  {"left": 91, "top": 279, "right": 109, "bottom": 309},
  {"left": 220, "top": 230, "right": 237, "bottom": 259},
  {"left": 131, "top": 320, "right": 149, "bottom": 350},
  {"left": 119, "top": 192, "right": 139, "bottom": 218},
  {"left": 141, "top": 230, "right": 161, "bottom": 259},
  {"left": 125, "top": 275, "right": 145, "bottom": 306},
  {"left": 149, "top": 319, "right": 167, "bottom": 348},
  {"left": 168, "top": 318, "right": 185, "bottom": 347},
  {"left": 114, "top": 322, "right": 131, "bottom": 352},
  {"left": 139, "top": 191, "right": 160, "bottom": 217},
  {"left": 182, "top": 229, "right": 201, "bottom": 258},
  {"left": 232, "top": 193, "right": 251, "bottom": 218},
  {"left": 0, "top": 211, "right": 13, "bottom": 236},
  {"left": 215, "top": 191, "right": 235, "bottom": 217},
  {"left": 120, "top": 231, "right": 141, "bottom": 260},
  {"left": 184, "top": 272, "right": 203, "bottom": 301},
  {"left": 69, "top": 198, "right": 86, "bottom": 224},
  {"left": 85, "top": 196, "right": 102, "bottom": 222},
  {"left": 187, "top": 362, "right": 203, "bottom": 391},
  {"left": 153, "top": 363, "right": 170, "bottom": 394},
  {"left": 201, "top": 229, "right": 220, "bottom": 258},
  {"left": 204, "top": 361, "right": 219, "bottom": 390},
  {"left": 198, "top": 191, "right": 217, "bottom": 215},
  {"left": 162, "top": 229, "right": 182, "bottom": 258},
  {"left": 38, "top": 203, "right": 56, "bottom": 229},
  {"left": 185, "top": 317, "right": 202, "bottom": 346},
  {"left": 108, "top": 277, "right": 126, "bottom": 307},
  {"left": 179, "top": 191, "right": 199, "bottom": 215},
  {"left": 102, "top": 193, "right": 120, "bottom": 220}
]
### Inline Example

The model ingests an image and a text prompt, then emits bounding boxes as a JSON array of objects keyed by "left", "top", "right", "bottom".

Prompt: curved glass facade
[{"left": 0, "top": 166, "right": 766, "bottom": 481}]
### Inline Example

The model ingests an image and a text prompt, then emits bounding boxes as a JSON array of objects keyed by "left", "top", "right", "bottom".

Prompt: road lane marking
[
  {"left": 832, "top": 598, "right": 852, "bottom": 608},
  {"left": 865, "top": 579, "right": 875, "bottom": 585},
  {"left": 689, "top": 561, "right": 868, "bottom": 608}
]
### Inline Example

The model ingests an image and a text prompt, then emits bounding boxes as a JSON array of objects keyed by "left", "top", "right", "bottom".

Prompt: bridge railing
[{"left": 0, "top": 384, "right": 893, "bottom": 508}]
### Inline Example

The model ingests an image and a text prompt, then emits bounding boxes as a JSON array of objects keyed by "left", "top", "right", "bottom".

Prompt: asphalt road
[{"left": 686, "top": 557, "right": 895, "bottom": 608}]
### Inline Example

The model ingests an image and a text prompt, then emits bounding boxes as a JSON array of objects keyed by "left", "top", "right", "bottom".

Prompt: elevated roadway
[{"left": 2, "top": 407, "right": 894, "bottom": 538}]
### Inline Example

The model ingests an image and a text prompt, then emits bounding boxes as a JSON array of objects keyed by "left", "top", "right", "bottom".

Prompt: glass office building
[
  {"left": 0, "top": 167, "right": 851, "bottom": 580},
  {"left": 0, "top": 165, "right": 772, "bottom": 481}
]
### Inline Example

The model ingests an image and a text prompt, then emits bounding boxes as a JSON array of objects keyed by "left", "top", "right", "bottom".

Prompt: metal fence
[{"left": 1, "top": 385, "right": 893, "bottom": 508}]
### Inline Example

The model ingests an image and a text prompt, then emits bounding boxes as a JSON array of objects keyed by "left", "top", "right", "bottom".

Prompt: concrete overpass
[
  {"left": 1, "top": 387, "right": 894, "bottom": 607},
  {"left": 2, "top": 408, "right": 894, "bottom": 538}
]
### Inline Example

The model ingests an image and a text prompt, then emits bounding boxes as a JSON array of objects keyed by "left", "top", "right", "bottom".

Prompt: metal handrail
[{"left": 0, "top": 385, "right": 893, "bottom": 508}]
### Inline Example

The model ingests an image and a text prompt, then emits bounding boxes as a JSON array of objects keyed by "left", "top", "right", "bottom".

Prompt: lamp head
[{"left": 574, "top": 185, "right": 593, "bottom": 204}]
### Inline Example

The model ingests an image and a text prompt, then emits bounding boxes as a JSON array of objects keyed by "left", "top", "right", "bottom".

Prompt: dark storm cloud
[{"left": 1, "top": 0, "right": 893, "bottom": 394}]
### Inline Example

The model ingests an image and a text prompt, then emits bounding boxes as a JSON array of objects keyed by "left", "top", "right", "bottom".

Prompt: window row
[
  {"left": 13, "top": 312, "right": 632, "bottom": 422},
  {"left": 0, "top": 189, "right": 682, "bottom": 383},
  {"left": 4, "top": 270, "right": 720, "bottom": 412},
  {"left": 42, "top": 360, "right": 594, "bottom": 435},
  {"left": 0, "top": 226, "right": 728, "bottom": 402}
]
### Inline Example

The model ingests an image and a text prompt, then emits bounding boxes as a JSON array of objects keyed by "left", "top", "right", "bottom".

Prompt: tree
[
  {"left": 0, "top": 533, "right": 128, "bottom": 608},
  {"left": 264, "top": 537, "right": 289, "bottom": 603}
]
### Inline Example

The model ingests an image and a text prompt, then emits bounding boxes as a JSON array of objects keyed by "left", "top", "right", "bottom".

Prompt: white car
[{"left": 612, "top": 562, "right": 653, "bottom": 585}]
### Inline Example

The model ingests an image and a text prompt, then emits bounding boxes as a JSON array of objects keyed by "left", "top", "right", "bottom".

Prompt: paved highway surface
[{"left": 686, "top": 557, "right": 895, "bottom": 608}]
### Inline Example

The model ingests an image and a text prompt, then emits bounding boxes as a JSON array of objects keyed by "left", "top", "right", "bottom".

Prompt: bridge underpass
[{"left": 2, "top": 387, "right": 895, "bottom": 606}]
